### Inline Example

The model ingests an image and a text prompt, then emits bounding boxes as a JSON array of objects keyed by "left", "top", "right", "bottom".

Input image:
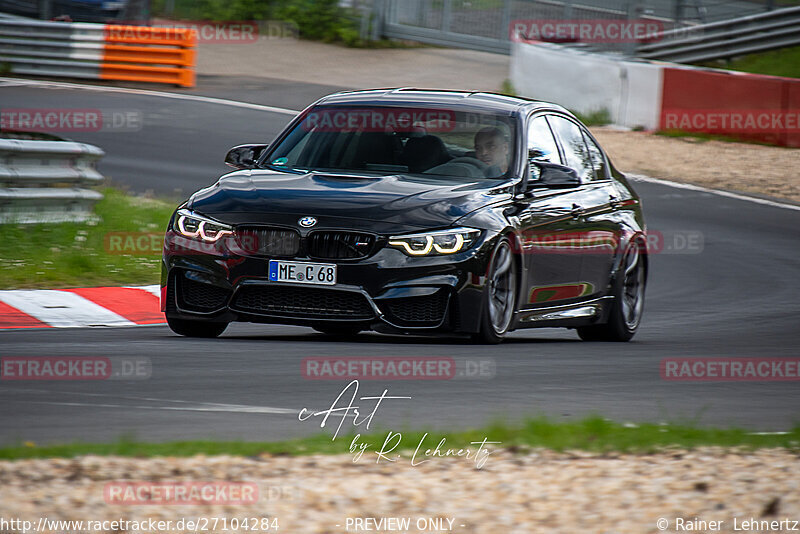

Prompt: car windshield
[{"left": 264, "top": 105, "right": 517, "bottom": 180}]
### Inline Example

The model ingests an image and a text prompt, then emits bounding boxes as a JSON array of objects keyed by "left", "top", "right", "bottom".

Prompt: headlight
[
  {"left": 388, "top": 227, "right": 481, "bottom": 256},
  {"left": 174, "top": 209, "right": 233, "bottom": 242}
]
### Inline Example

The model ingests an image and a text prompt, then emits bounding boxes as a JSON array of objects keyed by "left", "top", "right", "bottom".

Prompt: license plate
[{"left": 268, "top": 260, "right": 337, "bottom": 285}]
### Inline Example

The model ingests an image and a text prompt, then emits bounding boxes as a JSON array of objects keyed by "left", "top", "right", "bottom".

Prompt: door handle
[
  {"left": 609, "top": 195, "right": 621, "bottom": 209},
  {"left": 570, "top": 203, "right": 584, "bottom": 218}
]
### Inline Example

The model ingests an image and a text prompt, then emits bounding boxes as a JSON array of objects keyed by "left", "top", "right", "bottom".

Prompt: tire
[
  {"left": 577, "top": 239, "right": 646, "bottom": 342},
  {"left": 166, "top": 316, "right": 228, "bottom": 338},
  {"left": 312, "top": 325, "right": 363, "bottom": 338},
  {"left": 472, "top": 238, "right": 517, "bottom": 344}
]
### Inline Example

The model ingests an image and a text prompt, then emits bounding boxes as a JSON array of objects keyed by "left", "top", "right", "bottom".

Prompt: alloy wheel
[
  {"left": 621, "top": 243, "right": 645, "bottom": 330},
  {"left": 488, "top": 241, "right": 516, "bottom": 334}
]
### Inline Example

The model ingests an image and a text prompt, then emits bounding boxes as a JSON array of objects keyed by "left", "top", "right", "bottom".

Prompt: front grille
[
  {"left": 232, "top": 285, "right": 374, "bottom": 319},
  {"left": 235, "top": 227, "right": 300, "bottom": 257},
  {"left": 382, "top": 291, "right": 449, "bottom": 326},
  {"left": 178, "top": 274, "right": 230, "bottom": 311},
  {"left": 307, "top": 231, "right": 375, "bottom": 259}
]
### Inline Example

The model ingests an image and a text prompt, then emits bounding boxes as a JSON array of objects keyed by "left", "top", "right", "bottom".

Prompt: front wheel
[
  {"left": 472, "top": 238, "right": 517, "bottom": 344},
  {"left": 166, "top": 316, "right": 228, "bottom": 338},
  {"left": 578, "top": 240, "right": 646, "bottom": 342}
]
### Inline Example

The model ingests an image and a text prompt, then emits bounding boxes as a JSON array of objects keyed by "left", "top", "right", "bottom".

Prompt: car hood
[{"left": 187, "top": 169, "right": 512, "bottom": 232}]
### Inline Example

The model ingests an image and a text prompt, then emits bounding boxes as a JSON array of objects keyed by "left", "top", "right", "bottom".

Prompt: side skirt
[{"left": 511, "top": 296, "right": 614, "bottom": 329}]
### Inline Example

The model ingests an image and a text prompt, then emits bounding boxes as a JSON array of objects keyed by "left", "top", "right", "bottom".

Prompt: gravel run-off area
[
  {"left": 2, "top": 448, "right": 799, "bottom": 533},
  {"left": 591, "top": 128, "right": 800, "bottom": 204}
]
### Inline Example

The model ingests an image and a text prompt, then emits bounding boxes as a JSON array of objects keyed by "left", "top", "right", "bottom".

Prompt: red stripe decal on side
[{"left": 65, "top": 287, "right": 165, "bottom": 325}]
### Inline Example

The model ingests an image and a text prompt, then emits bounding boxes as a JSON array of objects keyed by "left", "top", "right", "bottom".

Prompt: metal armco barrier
[
  {"left": 0, "top": 19, "right": 196, "bottom": 87},
  {"left": 637, "top": 6, "right": 800, "bottom": 63},
  {"left": 0, "top": 139, "right": 105, "bottom": 223}
]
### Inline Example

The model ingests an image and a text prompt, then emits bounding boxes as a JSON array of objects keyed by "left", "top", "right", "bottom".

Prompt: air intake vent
[
  {"left": 382, "top": 290, "right": 449, "bottom": 326},
  {"left": 178, "top": 274, "right": 230, "bottom": 312},
  {"left": 232, "top": 285, "right": 374, "bottom": 320}
]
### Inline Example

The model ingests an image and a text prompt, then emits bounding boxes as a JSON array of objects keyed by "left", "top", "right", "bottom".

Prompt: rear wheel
[
  {"left": 472, "top": 238, "right": 517, "bottom": 344},
  {"left": 166, "top": 316, "right": 228, "bottom": 338},
  {"left": 578, "top": 240, "right": 646, "bottom": 342}
]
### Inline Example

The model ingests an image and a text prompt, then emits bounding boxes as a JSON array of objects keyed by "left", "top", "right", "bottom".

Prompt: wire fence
[{"left": 368, "top": 0, "right": 785, "bottom": 54}]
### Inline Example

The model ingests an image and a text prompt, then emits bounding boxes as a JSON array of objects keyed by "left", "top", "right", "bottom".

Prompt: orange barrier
[
  {"left": 102, "top": 45, "right": 196, "bottom": 67},
  {"left": 99, "top": 63, "right": 195, "bottom": 88},
  {"left": 101, "top": 24, "right": 196, "bottom": 87}
]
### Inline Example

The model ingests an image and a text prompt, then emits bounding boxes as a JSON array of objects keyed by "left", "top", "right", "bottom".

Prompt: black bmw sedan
[{"left": 161, "top": 89, "right": 647, "bottom": 343}]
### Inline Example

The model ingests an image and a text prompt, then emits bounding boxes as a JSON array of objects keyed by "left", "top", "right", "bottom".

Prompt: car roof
[{"left": 314, "top": 88, "right": 571, "bottom": 116}]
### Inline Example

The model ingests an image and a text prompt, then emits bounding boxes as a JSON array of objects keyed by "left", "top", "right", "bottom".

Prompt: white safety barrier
[
  {"left": 0, "top": 139, "right": 104, "bottom": 223},
  {"left": 510, "top": 40, "right": 800, "bottom": 148},
  {"left": 510, "top": 40, "right": 663, "bottom": 130}
]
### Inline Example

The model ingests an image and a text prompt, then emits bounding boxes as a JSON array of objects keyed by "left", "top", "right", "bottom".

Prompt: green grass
[
  {"left": 655, "top": 128, "right": 782, "bottom": 146},
  {"left": 572, "top": 108, "right": 612, "bottom": 126},
  {"left": 0, "top": 188, "right": 175, "bottom": 289},
  {"left": 148, "top": 0, "right": 419, "bottom": 48},
  {"left": 656, "top": 129, "right": 740, "bottom": 143},
  {"left": 455, "top": 0, "right": 506, "bottom": 10},
  {"left": 701, "top": 45, "right": 800, "bottom": 79},
  {"left": 2, "top": 417, "right": 798, "bottom": 460},
  {"left": 499, "top": 78, "right": 517, "bottom": 97},
  {"left": 496, "top": 80, "right": 612, "bottom": 127}
]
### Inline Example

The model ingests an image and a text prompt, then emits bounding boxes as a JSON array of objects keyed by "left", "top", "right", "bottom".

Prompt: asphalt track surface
[{"left": 1, "top": 77, "right": 799, "bottom": 446}]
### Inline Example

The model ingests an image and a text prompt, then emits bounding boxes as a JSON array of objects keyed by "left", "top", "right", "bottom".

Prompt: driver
[{"left": 474, "top": 126, "right": 510, "bottom": 174}]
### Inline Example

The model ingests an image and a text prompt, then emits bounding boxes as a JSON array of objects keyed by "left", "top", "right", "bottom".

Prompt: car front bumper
[{"left": 161, "top": 228, "right": 497, "bottom": 334}]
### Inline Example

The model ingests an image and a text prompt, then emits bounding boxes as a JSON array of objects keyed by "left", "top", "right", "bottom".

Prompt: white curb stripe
[
  {"left": 0, "top": 290, "right": 135, "bottom": 328},
  {"left": 628, "top": 173, "right": 800, "bottom": 212},
  {"left": 0, "top": 77, "right": 301, "bottom": 115},
  {"left": 30, "top": 400, "right": 299, "bottom": 414},
  {"left": 125, "top": 284, "right": 161, "bottom": 298}
]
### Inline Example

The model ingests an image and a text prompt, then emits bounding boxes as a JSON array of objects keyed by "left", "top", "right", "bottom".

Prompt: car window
[
  {"left": 583, "top": 131, "right": 609, "bottom": 181},
  {"left": 548, "top": 116, "right": 593, "bottom": 182},
  {"left": 526, "top": 116, "right": 560, "bottom": 164},
  {"left": 265, "top": 105, "right": 517, "bottom": 181}
]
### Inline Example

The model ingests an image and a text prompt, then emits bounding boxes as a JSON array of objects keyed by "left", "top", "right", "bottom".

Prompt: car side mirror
[
  {"left": 529, "top": 160, "right": 581, "bottom": 189},
  {"left": 224, "top": 144, "right": 268, "bottom": 169}
]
